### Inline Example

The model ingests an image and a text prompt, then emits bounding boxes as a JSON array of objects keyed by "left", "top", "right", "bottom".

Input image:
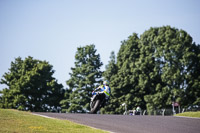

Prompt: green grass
[
  {"left": 0, "top": 109, "right": 108, "bottom": 133},
  {"left": 175, "top": 111, "right": 200, "bottom": 118}
]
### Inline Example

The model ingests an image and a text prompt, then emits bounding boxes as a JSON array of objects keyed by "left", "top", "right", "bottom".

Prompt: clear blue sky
[{"left": 1, "top": 0, "right": 200, "bottom": 90}]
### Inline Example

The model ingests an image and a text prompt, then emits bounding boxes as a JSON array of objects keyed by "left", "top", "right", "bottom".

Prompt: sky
[{"left": 0, "top": 0, "right": 200, "bottom": 90}]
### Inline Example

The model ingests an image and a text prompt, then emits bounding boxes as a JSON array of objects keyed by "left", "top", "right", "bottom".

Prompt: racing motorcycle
[{"left": 90, "top": 88, "right": 107, "bottom": 114}]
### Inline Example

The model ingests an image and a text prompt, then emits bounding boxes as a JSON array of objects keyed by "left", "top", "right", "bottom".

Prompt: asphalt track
[{"left": 33, "top": 113, "right": 200, "bottom": 133}]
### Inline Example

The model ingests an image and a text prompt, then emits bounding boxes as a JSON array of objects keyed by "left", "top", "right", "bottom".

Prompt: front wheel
[{"left": 90, "top": 99, "right": 101, "bottom": 114}]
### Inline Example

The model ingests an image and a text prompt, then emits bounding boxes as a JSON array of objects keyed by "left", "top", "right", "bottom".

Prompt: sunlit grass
[
  {"left": 0, "top": 109, "right": 108, "bottom": 133},
  {"left": 175, "top": 111, "right": 200, "bottom": 118}
]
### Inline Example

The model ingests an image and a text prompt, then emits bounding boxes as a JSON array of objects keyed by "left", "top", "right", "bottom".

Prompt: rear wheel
[{"left": 90, "top": 99, "right": 101, "bottom": 114}]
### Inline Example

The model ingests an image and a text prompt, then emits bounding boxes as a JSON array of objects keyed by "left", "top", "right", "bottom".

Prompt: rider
[
  {"left": 92, "top": 80, "right": 111, "bottom": 105},
  {"left": 135, "top": 106, "right": 141, "bottom": 115}
]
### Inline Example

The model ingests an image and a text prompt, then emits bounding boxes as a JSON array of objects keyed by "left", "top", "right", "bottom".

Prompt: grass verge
[
  {"left": 0, "top": 109, "right": 108, "bottom": 133},
  {"left": 175, "top": 111, "right": 200, "bottom": 118}
]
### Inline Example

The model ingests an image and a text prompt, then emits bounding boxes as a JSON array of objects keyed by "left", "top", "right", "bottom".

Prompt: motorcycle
[{"left": 90, "top": 88, "right": 107, "bottom": 114}]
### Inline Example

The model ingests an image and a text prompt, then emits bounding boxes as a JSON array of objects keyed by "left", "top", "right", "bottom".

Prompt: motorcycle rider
[
  {"left": 135, "top": 106, "right": 141, "bottom": 115},
  {"left": 92, "top": 80, "right": 111, "bottom": 106}
]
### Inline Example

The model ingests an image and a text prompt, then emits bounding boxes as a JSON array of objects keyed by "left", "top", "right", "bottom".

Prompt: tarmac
[{"left": 33, "top": 113, "right": 200, "bottom": 133}]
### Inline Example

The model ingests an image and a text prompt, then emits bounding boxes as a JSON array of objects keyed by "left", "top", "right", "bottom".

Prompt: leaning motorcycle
[{"left": 90, "top": 88, "right": 107, "bottom": 114}]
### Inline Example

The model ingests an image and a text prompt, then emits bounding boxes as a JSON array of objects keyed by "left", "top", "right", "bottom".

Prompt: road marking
[{"left": 31, "top": 113, "right": 56, "bottom": 119}]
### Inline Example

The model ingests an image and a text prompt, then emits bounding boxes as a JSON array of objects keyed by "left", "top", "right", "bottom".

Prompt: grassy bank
[
  {"left": 0, "top": 109, "right": 108, "bottom": 133},
  {"left": 175, "top": 111, "right": 200, "bottom": 118}
]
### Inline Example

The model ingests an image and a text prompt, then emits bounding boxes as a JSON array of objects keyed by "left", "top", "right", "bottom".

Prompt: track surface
[{"left": 33, "top": 113, "right": 200, "bottom": 133}]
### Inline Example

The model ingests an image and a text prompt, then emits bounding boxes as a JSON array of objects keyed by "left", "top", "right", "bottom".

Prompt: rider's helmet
[{"left": 103, "top": 80, "right": 109, "bottom": 86}]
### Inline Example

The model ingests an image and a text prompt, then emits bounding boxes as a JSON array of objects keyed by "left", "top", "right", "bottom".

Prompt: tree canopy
[
  {"left": 102, "top": 26, "right": 200, "bottom": 114},
  {"left": 0, "top": 56, "right": 65, "bottom": 112}
]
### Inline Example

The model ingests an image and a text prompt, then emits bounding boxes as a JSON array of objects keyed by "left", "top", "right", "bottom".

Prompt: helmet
[{"left": 103, "top": 80, "right": 109, "bottom": 86}]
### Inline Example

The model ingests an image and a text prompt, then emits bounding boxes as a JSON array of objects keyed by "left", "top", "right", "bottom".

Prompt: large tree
[
  {"left": 105, "top": 33, "right": 144, "bottom": 114},
  {"left": 0, "top": 56, "right": 65, "bottom": 112},
  {"left": 61, "top": 44, "right": 103, "bottom": 113},
  {"left": 103, "top": 26, "right": 200, "bottom": 114},
  {"left": 142, "top": 26, "right": 200, "bottom": 112}
]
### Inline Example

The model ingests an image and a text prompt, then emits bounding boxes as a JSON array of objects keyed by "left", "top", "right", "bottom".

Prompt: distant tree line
[{"left": 0, "top": 26, "right": 200, "bottom": 113}]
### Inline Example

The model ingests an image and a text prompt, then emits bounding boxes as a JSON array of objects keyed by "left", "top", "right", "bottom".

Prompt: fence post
[
  {"left": 122, "top": 103, "right": 127, "bottom": 115},
  {"left": 182, "top": 108, "right": 185, "bottom": 113},
  {"left": 143, "top": 110, "right": 146, "bottom": 115},
  {"left": 162, "top": 109, "right": 165, "bottom": 116}
]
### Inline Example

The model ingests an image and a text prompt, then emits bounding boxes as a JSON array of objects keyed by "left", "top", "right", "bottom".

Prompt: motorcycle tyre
[{"left": 90, "top": 99, "right": 101, "bottom": 114}]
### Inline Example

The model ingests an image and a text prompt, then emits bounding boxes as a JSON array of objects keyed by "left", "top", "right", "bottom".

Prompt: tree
[
  {"left": 103, "top": 26, "right": 200, "bottom": 114},
  {"left": 61, "top": 44, "right": 103, "bottom": 113},
  {"left": 103, "top": 51, "right": 117, "bottom": 81},
  {"left": 184, "top": 44, "right": 200, "bottom": 109},
  {"left": 0, "top": 56, "right": 65, "bottom": 112},
  {"left": 107, "top": 33, "right": 144, "bottom": 114},
  {"left": 140, "top": 26, "right": 200, "bottom": 112}
]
